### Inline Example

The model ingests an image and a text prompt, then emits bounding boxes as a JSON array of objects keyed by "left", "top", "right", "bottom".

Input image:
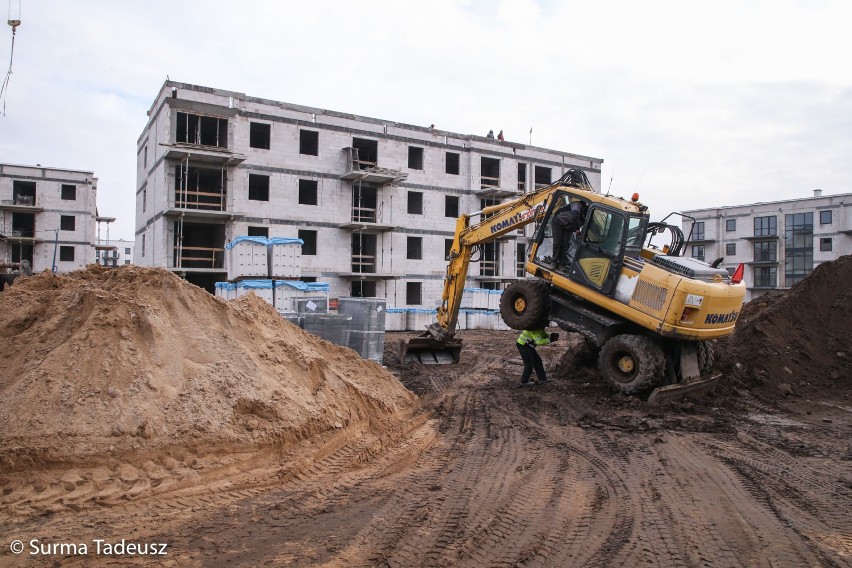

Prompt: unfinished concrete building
[
  {"left": 0, "top": 163, "right": 98, "bottom": 273},
  {"left": 681, "top": 189, "right": 852, "bottom": 301},
  {"left": 135, "top": 81, "right": 603, "bottom": 303}
]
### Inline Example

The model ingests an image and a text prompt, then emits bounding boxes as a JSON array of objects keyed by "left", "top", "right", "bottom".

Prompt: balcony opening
[
  {"left": 352, "top": 183, "right": 378, "bottom": 223},
  {"left": 352, "top": 233, "right": 377, "bottom": 273},
  {"left": 518, "top": 164, "right": 526, "bottom": 191},
  {"left": 250, "top": 122, "right": 271, "bottom": 149},
  {"left": 480, "top": 197, "right": 500, "bottom": 219},
  {"left": 481, "top": 157, "right": 500, "bottom": 189},
  {"left": 173, "top": 221, "right": 225, "bottom": 269},
  {"left": 480, "top": 241, "right": 499, "bottom": 276},
  {"left": 517, "top": 242, "right": 526, "bottom": 277},
  {"left": 408, "top": 146, "right": 424, "bottom": 170},
  {"left": 352, "top": 138, "right": 378, "bottom": 168},
  {"left": 12, "top": 181, "right": 36, "bottom": 206},
  {"left": 61, "top": 184, "right": 76, "bottom": 201},
  {"left": 10, "top": 243, "right": 33, "bottom": 265},
  {"left": 350, "top": 280, "right": 377, "bottom": 298},
  {"left": 11, "top": 212, "right": 34, "bottom": 237},
  {"left": 446, "top": 152, "right": 460, "bottom": 175},
  {"left": 534, "top": 166, "right": 551, "bottom": 188},
  {"left": 174, "top": 164, "right": 226, "bottom": 210},
  {"left": 300, "top": 130, "right": 319, "bottom": 156},
  {"left": 176, "top": 112, "right": 227, "bottom": 148}
]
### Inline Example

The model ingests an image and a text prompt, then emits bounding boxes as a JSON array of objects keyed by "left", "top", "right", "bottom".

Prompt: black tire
[
  {"left": 598, "top": 334, "right": 665, "bottom": 394},
  {"left": 500, "top": 280, "right": 551, "bottom": 330},
  {"left": 698, "top": 340, "right": 715, "bottom": 374}
]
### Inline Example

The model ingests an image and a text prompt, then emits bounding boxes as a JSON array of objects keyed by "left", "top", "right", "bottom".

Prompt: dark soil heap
[
  {"left": 717, "top": 254, "right": 852, "bottom": 400},
  {"left": 0, "top": 266, "right": 416, "bottom": 471}
]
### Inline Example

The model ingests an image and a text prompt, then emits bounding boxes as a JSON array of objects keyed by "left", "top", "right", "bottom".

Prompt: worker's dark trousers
[{"left": 517, "top": 343, "right": 547, "bottom": 382}]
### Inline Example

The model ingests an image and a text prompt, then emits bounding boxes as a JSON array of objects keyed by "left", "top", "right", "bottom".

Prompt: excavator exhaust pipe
[{"left": 399, "top": 323, "right": 463, "bottom": 364}]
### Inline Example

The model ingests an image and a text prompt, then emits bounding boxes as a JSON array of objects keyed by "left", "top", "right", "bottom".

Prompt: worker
[
  {"left": 497, "top": 130, "right": 505, "bottom": 141},
  {"left": 551, "top": 200, "right": 585, "bottom": 267},
  {"left": 516, "top": 329, "right": 559, "bottom": 386},
  {"left": 487, "top": 129, "right": 495, "bottom": 139}
]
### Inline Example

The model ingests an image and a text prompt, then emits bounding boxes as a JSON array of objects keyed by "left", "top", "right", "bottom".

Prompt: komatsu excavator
[{"left": 401, "top": 170, "right": 746, "bottom": 402}]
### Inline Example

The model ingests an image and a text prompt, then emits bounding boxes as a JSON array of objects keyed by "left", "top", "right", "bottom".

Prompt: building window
[
  {"left": 753, "top": 241, "right": 777, "bottom": 262},
  {"left": 481, "top": 157, "right": 500, "bottom": 189},
  {"left": 445, "top": 195, "right": 459, "bottom": 218},
  {"left": 298, "top": 179, "right": 318, "bottom": 205},
  {"left": 248, "top": 174, "right": 270, "bottom": 201},
  {"left": 407, "top": 191, "right": 423, "bottom": 215},
  {"left": 784, "top": 212, "right": 813, "bottom": 286},
  {"left": 725, "top": 218, "right": 736, "bottom": 232},
  {"left": 59, "top": 246, "right": 74, "bottom": 262},
  {"left": 60, "top": 215, "right": 75, "bottom": 231},
  {"left": 518, "top": 163, "right": 526, "bottom": 191},
  {"left": 726, "top": 243, "right": 736, "bottom": 256},
  {"left": 444, "top": 239, "right": 453, "bottom": 261},
  {"left": 249, "top": 122, "right": 271, "bottom": 149},
  {"left": 247, "top": 226, "right": 269, "bottom": 237},
  {"left": 819, "top": 210, "right": 832, "bottom": 225},
  {"left": 820, "top": 237, "right": 832, "bottom": 252},
  {"left": 692, "top": 221, "right": 705, "bottom": 241},
  {"left": 124, "top": 247, "right": 131, "bottom": 254},
  {"left": 61, "top": 184, "right": 76, "bottom": 200},
  {"left": 408, "top": 147, "right": 424, "bottom": 170},
  {"left": 142, "top": 235, "right": 145, "bottom": 257},
  {"left": 299, "top": 130, "right": 319, "bottom": 156},
  {"left": 534, "top": 166, "right": 551, "bottom": 188},
  {"left": 754, "top": 215, "right": 777, "bottom": 237},
  {"left": 176, "top": 112, "right": 227, "bottom": 148},
  {"left": 446, "top": 152, "right": 459, "bottom": 175},
  {"left": 144, "top": 145, "right": 148, "bottom": 168},
  {"left": 351, "top": 280, "right": 376, "bottom": 298},
  {"left": 406, "top": 282, "right": 422, "bottom": 305},
  {"left": 298, "top": 230, "right": 317, "bottom": 255},
  {"left": 691, "top": 245, "right": 705, "bottom": 261},
  {"left": 754, "top": 266, "right": 777, "bottom": 288},
  {"left": 124, "top": 260, "right": 130, "bottom": 265},
  {"left": 12, "top": 180, "right": 36, "bottom": 205},
  {"left": 142, "top": 186, "right": 147, "bottom": 212},
  {"left": 407, "top": 236, "right": 422, "bottom": 260}
]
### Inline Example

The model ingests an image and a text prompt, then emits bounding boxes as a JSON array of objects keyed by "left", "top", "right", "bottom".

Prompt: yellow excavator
[{"left": 401, "top": 170, "right": 746, "bottom": 402}]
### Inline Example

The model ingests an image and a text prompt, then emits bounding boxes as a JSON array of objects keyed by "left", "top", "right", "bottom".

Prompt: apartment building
[
  {"left": 96, "top": 239, "right": 135, "bottom": 267},
  {"left": 681, "top": 190, "right": 851, "bottom": 301},
  {"left": 0, "top": 163, "right": 98, "bottom": 273},
  {"left": 135, "top": 81, "right": 603, "bottom": 303}
]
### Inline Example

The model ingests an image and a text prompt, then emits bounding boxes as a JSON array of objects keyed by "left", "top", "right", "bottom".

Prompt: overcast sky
[{"left": 1, "top": 0, "right": 850, "bottom": 240}]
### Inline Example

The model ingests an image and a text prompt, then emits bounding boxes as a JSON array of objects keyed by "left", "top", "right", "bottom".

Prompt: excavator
[{"left": 401, "top": 170, "right": 746, "bottom": 402}]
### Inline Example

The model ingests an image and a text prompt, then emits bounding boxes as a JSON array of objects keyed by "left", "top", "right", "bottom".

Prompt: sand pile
[
  {"left": 717, "top": 254, "right": 852, "bottom": 400},
  {"left": 0, "top": 266, "right": 416, "bottom": 472}
]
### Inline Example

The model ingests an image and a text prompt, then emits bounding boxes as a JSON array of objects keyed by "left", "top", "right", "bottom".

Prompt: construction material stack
[{"left": 339, "top": 297, "right": 386, "bottom": 363}]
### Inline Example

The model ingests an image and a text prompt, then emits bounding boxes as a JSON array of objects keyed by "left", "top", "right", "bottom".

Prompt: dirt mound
[
  {"left": 0, "top": 266, "right": 416, "bottom": 472},
  {"left": 717, "top": 255, "right": 852, "bottom": 401}
]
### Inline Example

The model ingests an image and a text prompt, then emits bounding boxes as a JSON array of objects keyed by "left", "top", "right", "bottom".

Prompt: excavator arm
[{"left": 400, "top": 170, "right": 593, "bottom": 364}]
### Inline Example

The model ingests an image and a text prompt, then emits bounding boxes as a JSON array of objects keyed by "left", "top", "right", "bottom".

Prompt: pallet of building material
[
  {"left": 486, "top": 289, "right": 503, "bottom": 310},
  {"left": 274, "top": 281, "right": 329, "bottom": 312},
  {"left": 406, "top": 308, "right": 436, "bottom": 332},
  {"left": 348, "top": 329, "right": 384, "bottom": 364},
  {"left": 339, "top": 297, "right": 386, "bottom": 331},
  {"left": 461, "top": 287, "right": 490, "bottom": 310},
  {"left": 233, "top": 279, "right": 276, "bottom": 304},
  {"left": 384, "top": 308, "right": 408, "bottom": 332},
  {"left": 225, "top": 236, "right": 271, "bottom": 281},
  {"left": 268, "top": 237, "right": 304, "bottom": 279},
  {"left": 465, "top": 309, "right": 501, "bottom": 330},
  {"left": 302, "top": 313, "right": 352, "bottom": 347},
  {"left": 214, "top": 282, "right": 237, "bottom": 301}
]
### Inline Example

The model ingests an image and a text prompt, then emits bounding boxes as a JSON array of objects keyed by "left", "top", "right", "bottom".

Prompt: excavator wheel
[
  {"left": 698, "top": 340, "right": 715, "bottom": 374},
  {"left": 500, "top": 280, "right": 551, "bottom": 330},
  {"left": 598, "top": 334, "right": 665, "bottom": 395}
]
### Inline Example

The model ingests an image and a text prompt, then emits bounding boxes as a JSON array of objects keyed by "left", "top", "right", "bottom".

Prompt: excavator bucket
[
  {"left": 399, "top": 336, "right": 463, "bottom": 364},
  {"left": 647, "top": 372, "right": 721, "bottom": 404}
]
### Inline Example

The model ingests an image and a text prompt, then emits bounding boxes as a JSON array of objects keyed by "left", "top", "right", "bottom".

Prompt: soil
[{"left": 1, "top": 261, "right": 850, "bottom": 567}]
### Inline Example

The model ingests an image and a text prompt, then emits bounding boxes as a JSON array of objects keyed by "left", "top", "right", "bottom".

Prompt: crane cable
[{"left": 1, "top": 0, "right": 20, "bottom": 117}]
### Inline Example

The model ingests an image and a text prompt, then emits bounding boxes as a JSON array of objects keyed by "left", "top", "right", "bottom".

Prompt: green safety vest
[{"left": 517, "top": 329, "right": 550, "bottom": 346}]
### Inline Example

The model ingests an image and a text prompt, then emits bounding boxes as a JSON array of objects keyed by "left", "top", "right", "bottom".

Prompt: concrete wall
[{"left": 0, "top": 163, "right": 98, "bottom": 273}]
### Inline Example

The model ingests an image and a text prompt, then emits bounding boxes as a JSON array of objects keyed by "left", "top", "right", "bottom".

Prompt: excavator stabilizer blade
[
  {"left": 647, "top": 372, "right": 721, "bottom": 404},
  {"left": 399, "top": 337, "right": 463, "bottom": 365}
]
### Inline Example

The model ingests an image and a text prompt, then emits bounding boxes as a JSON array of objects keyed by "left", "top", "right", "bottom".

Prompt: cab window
[
  {"left": 585, "top": 209, "right": 625, "bottom": 256},
  {"left": 626, "top": 216, "right": 645, "bottom": 248}
]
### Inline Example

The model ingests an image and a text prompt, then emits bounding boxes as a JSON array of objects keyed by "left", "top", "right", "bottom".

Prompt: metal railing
[
  {"left": 351, "top": 254, "right": 376, "bottom": 274},
  {"left": 173, "top": 246, "right": 224, "bottom": 269}
]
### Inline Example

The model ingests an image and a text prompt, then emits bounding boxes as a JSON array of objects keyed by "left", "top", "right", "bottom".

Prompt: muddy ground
[
  {"left": 0, "top": 260, "right": 852, "bottom": 567},
  {"left": 1, "top": 327, "right": 850, "bottom": 567}
]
